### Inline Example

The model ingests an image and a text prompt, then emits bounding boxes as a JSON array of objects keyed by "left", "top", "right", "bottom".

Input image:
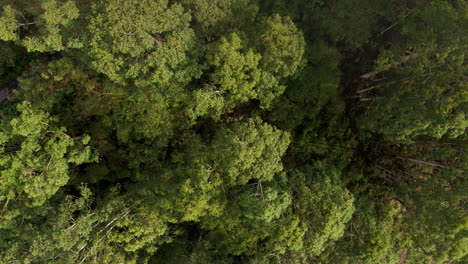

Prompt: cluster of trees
[{"left": 0, "top": 0, "right": 466, "bottom": 263}]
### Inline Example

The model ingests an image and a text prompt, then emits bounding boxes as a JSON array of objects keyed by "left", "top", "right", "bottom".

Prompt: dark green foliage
[
  {"left": 180, "top": 0, "right": 258, "bottom": 36},
  {"left": 356, "top": 0, "right": 468, "bottom": 141},
  {"left": 318, "top": 196, "right": 405, "bottom": 264},
  {"left": 0, "top": 0, "right": 466, "bottom": 263}
]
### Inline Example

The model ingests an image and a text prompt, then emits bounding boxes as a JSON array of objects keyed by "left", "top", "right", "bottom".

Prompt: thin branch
[
  {"left": 396, "top": 157, "right": 465, "bottom": 172},
  {"left": 356, "top": 81, "right": 398, "bottom": 93},
  {"left": 0, "top": 198, "right": 10, "bottom": 216},
  {"left": 374, "top": 9, "right": 415, "bottom": 38}
]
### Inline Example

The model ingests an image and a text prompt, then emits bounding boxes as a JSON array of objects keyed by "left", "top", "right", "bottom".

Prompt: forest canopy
[{"left": 0, "top": 0, "right": 466, "bottom": 263}]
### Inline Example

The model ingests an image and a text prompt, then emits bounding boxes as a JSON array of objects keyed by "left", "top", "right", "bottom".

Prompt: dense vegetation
[{"left": 0, "top": 0, "right": 466, "bottom": 263}]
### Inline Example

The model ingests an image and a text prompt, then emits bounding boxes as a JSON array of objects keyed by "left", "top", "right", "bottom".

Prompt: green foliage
[
  {"left": 180, "top": 0, "right": 258, "bottom": 35},
  {"left": 0, "top": 101, "right": 95, "bottom": 229},
  {"left": 255, "top": 14, "right": 306, "bottom": 108},
  {"left": 202, "top": 15, "right": 306, "bottom": 110},
  {"left": 86, "top": 0, "right": 200, "bottom": 87},
  {"left": 315, "top": 0, "right": 396, "bottom": 48},
  {"left": 357, "top": 0, "right": 468, "bottom": 141},
  {"left": 269, "top": 40, "right": 342, "bottom": 130},
  {"left": 0, "top": 0, "right": 80, "bottom": 52},
  {"left": 288, "top": 163, "right": 355, "bottom": 257},
  {"left": 0, "top": 185, "right": 173, "bottom": 263},
  {"left": 0, "top": 5, "right": 17, "bottom": 42},
  {"left": 319, "top": 196, "right": 405, "bottom": 264},
  {"left": 140, "top": 118, "right": 290, "bottom": 222},
  {"left": 0, "top": 0, "right": 466, "bottom": 263},
  {"left": 208, "top": 118, "right": 290, "bottom": 185},
  {"left": 259, "top": 14, "right": 305, "bottom": 78},
  {"left": 0, "top": 42, "right": 16, "bottom": 70},
  {"left": 200, "top": 182, "right": 295, "bottom": 255},
  {"left": 205, "top": 33, "right": 262, "bottom": 106}
]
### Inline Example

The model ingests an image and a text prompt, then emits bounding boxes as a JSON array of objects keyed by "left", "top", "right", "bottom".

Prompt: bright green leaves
[
  {"left": 0, "top": 0, "right": 80, "bottom": 52},
  {"left": 259, "top": 14, "right": 305, "bottom": 78},
  {"left": 143, "top": 133, "right": 225, "bottom": 222},
  {"left": 87, "top": 0, "right": 200, "bottom": 87},
  {"left": 289, "top": 163, "right": 355, "bottom": 257},
  {"left": 187, "top": 87, "right": 226, "bottom": 120},
  {"left": 201, "top": 182, "right": 296, "bottom": 256},
  {"left": 189, "top": 161, "right": 355, "bottom": 260},
  {"left": 209, "top": 118, "right": 290, "bottom": 185},
  {"left": 142, "top": 118, "right": 290, "bottom": 222},
  {"left": 23, "top": 0, "right": 80, "bottom": 52},
  {"left": 253, "top": 14, "right": 306, "bottom": 108},
  {"left": 0, "top": 101, "right": 95, "bottom": 208},
  {"left": 0, "top": 185, "right": 173, "bottom": 264},
  {"left": 206, "top": 33, "right": 261, "bottom": 106},
  {"left": 2, "top": 0, "right": 465, "bottom": 262},
  {"left": 111, "top": 93, "right": 174, "bottom": 145},
  {"left": 320, "top": 197, "right": 405, "bottom": 264},
  {"left": 0, "top": 5, "right": 17, "bottom": 42},
  {"left": 9, "top": 101, "right": 49, "bottom": 136},
  {"left": 201, "top": 15, "right": 306, "bottom": 112}
]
